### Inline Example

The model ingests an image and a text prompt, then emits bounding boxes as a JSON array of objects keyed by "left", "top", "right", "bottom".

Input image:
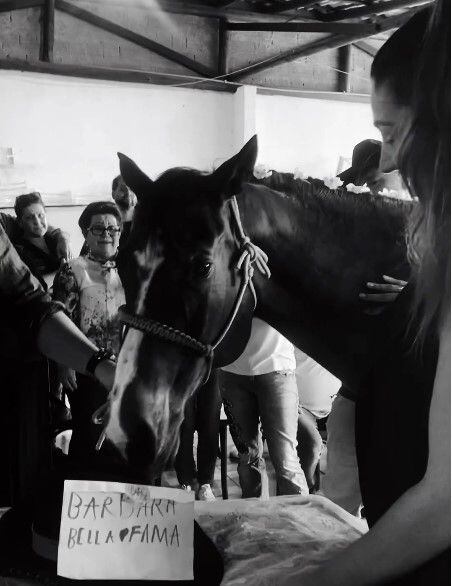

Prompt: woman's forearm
[
  {"left": 37, "top": 311, "right": 116, "bottom": 390},
  {"left": 37, "top": 311, "right": 97, "bottom": 372},
  {"left": 310, "top": 478, "right": 450, "bottom": 586}
]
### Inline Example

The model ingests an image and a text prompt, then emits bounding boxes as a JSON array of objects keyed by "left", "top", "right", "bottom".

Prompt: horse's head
[{"left": 105, "top": 137, "right": 259, "bottom": 478}]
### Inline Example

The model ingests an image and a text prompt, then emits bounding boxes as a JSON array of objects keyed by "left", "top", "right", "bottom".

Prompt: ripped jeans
[{"left": 219, "top": 370, "right": 309, "bottom": 498}]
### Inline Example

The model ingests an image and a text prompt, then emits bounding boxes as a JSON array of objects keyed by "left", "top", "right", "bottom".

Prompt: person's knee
[{"left": 297, "top": 416, "right": 322, "bottom": 451}]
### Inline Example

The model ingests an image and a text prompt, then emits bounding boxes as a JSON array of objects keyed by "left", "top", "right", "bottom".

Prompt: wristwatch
[{"left": 85, "top": 348, "right": 114, "bottom": 376}]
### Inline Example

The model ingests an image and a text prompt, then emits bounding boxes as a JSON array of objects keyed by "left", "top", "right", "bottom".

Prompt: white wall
[
  {"left": 0, "top": 70, "right": 235, "bottom": 201},
  {"left": 255, "top": 93, "right": 379, "bottom": 178},
  {"left": 0, "top": 72, "right": 379, "bottom": 247}
]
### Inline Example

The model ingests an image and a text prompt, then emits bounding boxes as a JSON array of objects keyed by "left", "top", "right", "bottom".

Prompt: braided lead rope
[{"left": 118, "top": 306, "right": 213, "bottom": 357}]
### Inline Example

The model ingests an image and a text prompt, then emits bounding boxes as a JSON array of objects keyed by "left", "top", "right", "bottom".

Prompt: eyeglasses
[{"left": 89, "top": 226, "right": 121, "bottom": 236}]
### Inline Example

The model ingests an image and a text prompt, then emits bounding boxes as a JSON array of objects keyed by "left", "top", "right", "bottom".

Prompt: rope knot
[{"left": 243, "top": 241, "right": 257, "bottom": 261}]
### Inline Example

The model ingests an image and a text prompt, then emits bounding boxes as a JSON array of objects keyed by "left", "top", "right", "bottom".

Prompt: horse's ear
[
  {"left": 211, "top": 135, "right": 258, "bottom": 199},
  {"left": 117, "top": 153, "right": 153, "bottom": 201}
]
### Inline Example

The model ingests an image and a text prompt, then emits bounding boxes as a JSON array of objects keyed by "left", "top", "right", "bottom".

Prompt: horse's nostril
[{"left": 126, "top": 421, "right": 156, "bottom": 466}]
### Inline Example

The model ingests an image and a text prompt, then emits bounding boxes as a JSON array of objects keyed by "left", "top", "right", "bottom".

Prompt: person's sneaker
[
  {"left": 179, "top": 484, "right": 193, "bottom": 493},
  {"left": 197, "top": 484, "right": 216, "bottom": 501}
]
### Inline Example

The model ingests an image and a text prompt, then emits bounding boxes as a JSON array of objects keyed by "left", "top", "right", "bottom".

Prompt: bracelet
[{"left": 86, "top": 348, "right": 114, "bottom": 376}]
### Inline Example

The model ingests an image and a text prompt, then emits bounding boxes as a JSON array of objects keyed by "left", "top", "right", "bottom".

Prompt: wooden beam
[
  {"left": 337, "top": 44, "right": 352, "bottom": 93},
  {"left": 256, "top": 86, "right": 371, "bottom": 103},
  {"left": 226, "top": 21, "right": 377, "bottom": 35},
  {"left": 54, "top": 0, "right": 216, "bottom": 78},
  {"left": 353, "top": 40, "right": 378, "bottom": 57},
  {"left": 313, "top": 0, "right": 433, "bottom": 22},
  {"left": 0, "top": 0, "right": 44, "bottom": 12},
  {"left": 40, "top": 0, "right": 55, "bottom": 62},
  {"left": 218, "top": 18, "right": 228, "bottom": 76},
  {"left": 0, "top": 57, "right": 236, "bottom": 92},
  {"left": 225, "top": 11, "right": 414, "bottom": 82},
  {"left": 83, "top": 0, "right": 311, "bottom": 23}
]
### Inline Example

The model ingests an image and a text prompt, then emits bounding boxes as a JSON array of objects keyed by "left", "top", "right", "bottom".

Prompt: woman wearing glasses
[{"left": 53, "top": 201, "right": 125, "bottom": 461}]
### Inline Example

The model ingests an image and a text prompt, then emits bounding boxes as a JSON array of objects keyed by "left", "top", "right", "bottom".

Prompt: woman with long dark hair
[{"left": 282, "top": 3, "right": 450, "bottom": 584}]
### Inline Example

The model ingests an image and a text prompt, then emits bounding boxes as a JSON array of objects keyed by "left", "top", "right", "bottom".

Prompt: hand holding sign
[{"left": 57, "top": 480, "right": 195, "bottom": 581}]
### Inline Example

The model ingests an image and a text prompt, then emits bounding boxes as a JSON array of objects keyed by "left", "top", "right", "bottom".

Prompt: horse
[{"left": 103, "top": 136, "right": 411, "bottom": 481}]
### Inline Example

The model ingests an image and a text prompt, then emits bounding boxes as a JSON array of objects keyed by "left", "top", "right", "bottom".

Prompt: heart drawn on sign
[{"left": 119, "top": 528, "right": 129, "bottom": 542}]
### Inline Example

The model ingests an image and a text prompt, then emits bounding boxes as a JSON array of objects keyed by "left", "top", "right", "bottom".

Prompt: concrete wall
[{"left": 0, "top": 69, "right": 235, "bottom": 201}]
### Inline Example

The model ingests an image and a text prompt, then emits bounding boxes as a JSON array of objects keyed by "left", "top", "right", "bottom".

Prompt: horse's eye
[{"left": 193, "top": 260, "right": 213, "bottom": 279}]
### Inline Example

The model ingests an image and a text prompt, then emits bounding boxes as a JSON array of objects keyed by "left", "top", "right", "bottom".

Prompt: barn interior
[
  {"left": 0, "top": 1, "right": 444, "bottom": 584},
  {"left": 0, "top": 0, "right": 429, "bottom": 249}
]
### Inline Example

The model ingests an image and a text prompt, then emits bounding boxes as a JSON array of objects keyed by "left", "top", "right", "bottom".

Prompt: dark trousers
[
  {"left": 0, "top": 357, "right": 52, "bottom": 506},
  {"left": 175, "top": 371, "right": 222, "bottom": 486}
]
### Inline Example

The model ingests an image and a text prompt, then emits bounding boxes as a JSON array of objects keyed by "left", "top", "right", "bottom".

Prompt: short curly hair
[
  {"left": 14, "top": 192, "right": 44, "bottom": 219},
  {"left": 78, "top": 201, "right": 122, "bottom": 237}
]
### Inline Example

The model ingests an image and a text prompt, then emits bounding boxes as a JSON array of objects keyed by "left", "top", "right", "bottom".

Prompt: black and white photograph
[{"left": 0, "top": 0, "right": 449, "bottom": 584}]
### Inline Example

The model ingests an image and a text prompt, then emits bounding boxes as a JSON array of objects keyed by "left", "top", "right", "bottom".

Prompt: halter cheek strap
[{"left": 94, "top": 196, "right": 270, "bottom": 450}]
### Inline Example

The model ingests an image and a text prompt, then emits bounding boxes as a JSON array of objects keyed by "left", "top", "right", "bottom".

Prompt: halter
[
  {"left": 94, "top": 196, "right": 270, "bottom": 451},
  {"left": 119, "top": 196, "right": 270, "bottom": 375}
]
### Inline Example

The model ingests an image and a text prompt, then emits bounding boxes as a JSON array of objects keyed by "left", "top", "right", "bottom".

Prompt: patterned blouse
[{"left": 53, "top": 255, "right": 125, "bottom": 356}]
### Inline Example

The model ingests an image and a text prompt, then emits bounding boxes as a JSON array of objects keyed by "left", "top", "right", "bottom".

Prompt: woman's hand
[
  {"left": 359, "top": 275, "right": 407, "bottom": 315},
  {"left": 58, "top": 366, "right": 77, "bottom": 392},
  {"left": 55, "top": 231, "right": 73, "bottom": 261}
]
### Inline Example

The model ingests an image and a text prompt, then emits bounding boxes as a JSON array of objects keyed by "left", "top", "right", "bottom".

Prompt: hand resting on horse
[{"left": 359, "top": 275, "right": 407, "bottom": 315}]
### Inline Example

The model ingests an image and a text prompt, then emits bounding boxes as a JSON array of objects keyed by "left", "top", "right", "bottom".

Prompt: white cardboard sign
[{"left": 57, "top": 480, "right": 195, "bottom": 581}]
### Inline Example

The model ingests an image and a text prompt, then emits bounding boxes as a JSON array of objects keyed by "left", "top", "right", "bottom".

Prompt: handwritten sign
[{"left": 57, "top": 480, "right": 195, "bottom": 581}]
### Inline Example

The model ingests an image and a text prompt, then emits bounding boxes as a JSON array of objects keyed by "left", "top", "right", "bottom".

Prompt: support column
[{"left": 232, "top": 85, "right": 257, "bottom": 153}]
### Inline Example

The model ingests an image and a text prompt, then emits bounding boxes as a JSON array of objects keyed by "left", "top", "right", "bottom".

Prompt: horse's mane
[
  {"left": 154, "top": 167, "right": 412, "bottom": 226},
  {"left": 253, "top": 171, "right": 413, "bottom": 220}
]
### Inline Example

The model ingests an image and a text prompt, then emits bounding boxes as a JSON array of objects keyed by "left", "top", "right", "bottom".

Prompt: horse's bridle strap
[{"left": 118, "top": 308, "right": 213, "bottom": 358}]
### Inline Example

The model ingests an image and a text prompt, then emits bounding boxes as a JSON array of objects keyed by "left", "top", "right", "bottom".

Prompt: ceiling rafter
[
  {"left": 312, "top": 0, "right": 432, "bottom": 22},
  {"left": 223, "top": 9, "right": 415, "bottom": 81},
  {"left": 40, "top": 0, "right": 55, "bottom": 62},
  {"left": 0, "top": 56, "right": 236, "bottom": 91},
  {"left": 55, "top": 0, "right": 216, "bottom": 78},
  {"left": 227, "top": 21, "right": 380, "bottom": 34},
  {"left": 353, "top": 39, "right": 378, "bottom": 56},
  {"left": 0, "top": 0, "right": 430, "bottom": 93},
  {"left": 0, "top": 0, "right": 44, "bottom": 12}
]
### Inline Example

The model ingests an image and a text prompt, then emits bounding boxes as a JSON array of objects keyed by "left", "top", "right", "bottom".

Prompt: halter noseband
[{"left": 120, "top": 196, "right": 270, "bottom": 373}]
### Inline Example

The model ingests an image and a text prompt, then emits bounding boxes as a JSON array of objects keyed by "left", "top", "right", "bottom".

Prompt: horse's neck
[{"left": 239, "top": 182, "right": 410, "bottom": 386}]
